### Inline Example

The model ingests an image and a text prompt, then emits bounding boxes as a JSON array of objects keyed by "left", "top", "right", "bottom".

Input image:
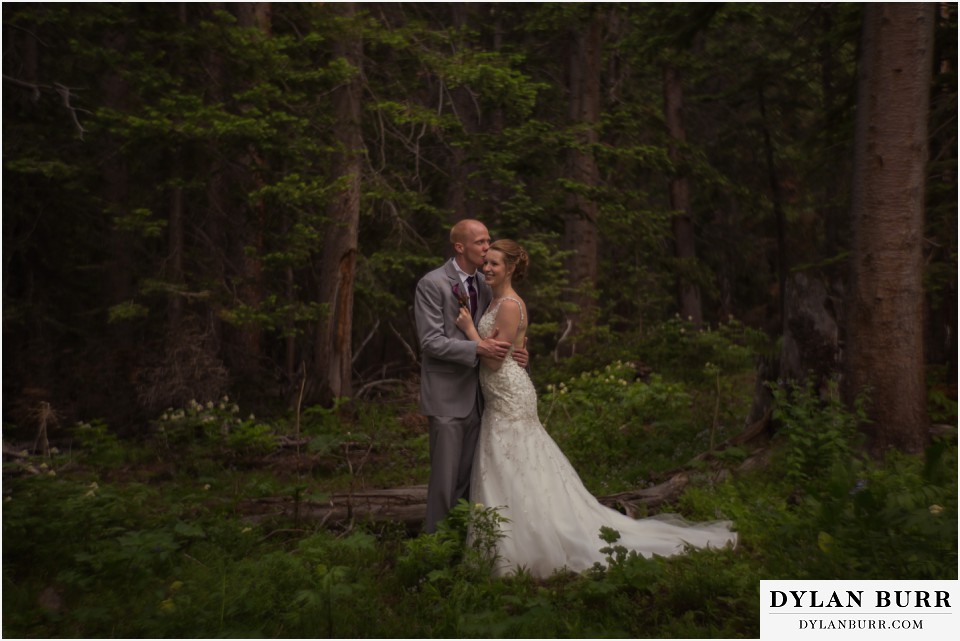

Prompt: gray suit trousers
[{"left": 423, "top": 407, "right": 481, "bottom": 533}]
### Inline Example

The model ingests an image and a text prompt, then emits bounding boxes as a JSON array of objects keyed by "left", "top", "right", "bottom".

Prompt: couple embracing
[{"left": 414, "top": 219, "right": 736, "bottom": 579}]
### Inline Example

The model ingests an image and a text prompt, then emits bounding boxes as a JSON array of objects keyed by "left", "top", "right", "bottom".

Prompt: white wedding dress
[{"left": 470, "top": 298, "right": 737, "bottom": 578}]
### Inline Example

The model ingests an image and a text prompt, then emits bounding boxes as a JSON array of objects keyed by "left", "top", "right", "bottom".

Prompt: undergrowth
[{"left": 3, "top": 320, "right": 956, "bottom": 638}]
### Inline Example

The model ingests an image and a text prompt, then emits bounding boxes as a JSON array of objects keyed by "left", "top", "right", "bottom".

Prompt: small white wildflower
[
  {"left": 39, "top": 463, "right": 49, "bottom": 471},
  {"left": 231, "top": 404, "right": 239, "bottom": 414},
  {"left": 47, "top": 470, "right": 56, "bottom": 477},
  {"left": 222, "top": 395, "right": 230, "bottom": 403},
  {"left": 206, "top": 401, "right": 214, "bottom": 410},
  {"left": 218, "top": 403, "right": 225, "bottom": 411},
  {"left": 49, "top": 447, "right": 60, "bottom": 455},
  {"left": 203, "top": 484, "right": 211, "bottom": 491},
  {"left": 248, "top": 414, "right": 255, "bottom": 421},
  {"left": 930, "top": 504, "right": 944, "bottom": 516}
]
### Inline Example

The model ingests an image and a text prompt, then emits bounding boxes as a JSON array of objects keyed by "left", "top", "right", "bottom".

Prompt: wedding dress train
[{"left": 470, "top": 298, "right": 737, "bottom": 578}]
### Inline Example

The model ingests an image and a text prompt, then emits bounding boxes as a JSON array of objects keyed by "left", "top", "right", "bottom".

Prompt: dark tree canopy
[{"left": 3, "top": 3, "right": 955, "bottom": 450}]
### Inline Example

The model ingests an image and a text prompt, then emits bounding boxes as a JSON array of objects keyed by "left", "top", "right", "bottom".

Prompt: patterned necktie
[{"left": 466, "top": 275, "right": 478, "bottom": 317}]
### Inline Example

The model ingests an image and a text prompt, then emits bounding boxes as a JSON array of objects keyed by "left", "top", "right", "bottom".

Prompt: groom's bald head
[{"left": 450, "top": 219, "right": 487, "bottom": 245}]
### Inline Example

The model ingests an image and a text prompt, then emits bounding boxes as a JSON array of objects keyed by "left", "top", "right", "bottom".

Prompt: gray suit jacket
[{"left": 414, "top": 259, "right": 492, "bottom": 418}]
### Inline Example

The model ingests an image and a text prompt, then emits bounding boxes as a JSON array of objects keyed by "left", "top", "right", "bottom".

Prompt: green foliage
[
  {"left": 535, "top": 318, "right": 765, "bottom": 492},
  {"left": 72, "top": 419, "right": 126, "bottom": 467},
  {"left": 770, "top": 377, "right": 866, "bottom": 486},
  {"left": 640, "top": 316, "right": 772, "bottom": 384},
  {"left": 4, "top": 379, "right": 957, "bottom": 638},
  {"left": 396, "top": 500, "right": 507, "bottom": 589},
  {"left": 155, "top": 397, "right": 275, "bottom": 456},
  {"left": 541, "top": 363, "right": 696, "bottom": 491}
]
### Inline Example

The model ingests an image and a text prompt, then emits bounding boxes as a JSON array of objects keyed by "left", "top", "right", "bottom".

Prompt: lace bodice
[{"left": 477, "top": 297, "right": 536, "bottom": 421}]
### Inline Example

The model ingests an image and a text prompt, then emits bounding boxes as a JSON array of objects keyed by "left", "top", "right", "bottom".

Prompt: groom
[{"left": 414, "top": 219, "right": 528, "bottom": 533}]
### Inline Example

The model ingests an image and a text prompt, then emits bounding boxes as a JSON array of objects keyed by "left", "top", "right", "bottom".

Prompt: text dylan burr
[{"left": 770, "top": 590, "right": 951, "bottom": 609}]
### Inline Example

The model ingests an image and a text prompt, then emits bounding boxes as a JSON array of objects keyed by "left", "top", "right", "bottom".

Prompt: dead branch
[
  {"left": 355, "top": 378, "right": 407, "bottom": 399},
  {"left": 388, "top": 322, "right": 418, "bottom": 366},
  {"left": 352, "top": 318, "right": 381, "bottom": 365},
  {"left": 552, "top": 319, "right": 574, "bottom": 363},
  {"left": 4, "top": 76, "right": 88, "bottom": 139}
]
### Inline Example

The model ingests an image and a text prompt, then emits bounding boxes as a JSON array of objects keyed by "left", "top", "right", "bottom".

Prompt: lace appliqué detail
[{"left": 477, "top": 298, "right": 535, "bottom": 423}]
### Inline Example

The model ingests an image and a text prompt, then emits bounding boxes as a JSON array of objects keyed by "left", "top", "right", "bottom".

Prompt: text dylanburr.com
[{"left": 761, "top": 580, "right": 957, "bottom": 640}]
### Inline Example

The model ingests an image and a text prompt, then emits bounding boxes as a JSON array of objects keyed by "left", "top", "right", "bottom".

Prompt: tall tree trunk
[
  {"left": 819, "top": 7, "right": 842, "bottom": 265},
  {"left": 444, "top": 4, "right": 480, "bottom": 224},
  {"left": 313, "top": 2, "right": 363, "bottom": 402},
  {"left": 664, "top": 63, "right": 702, "bottom": 325},
  {"left": 166, "top": 4, "right": 188, "bottom": 332},
  {"left": 168, "top": 185, "right": 184, "bottom": 329},
  {"left": 843, "top": 2, "right": 934, "bottom": 456},
  {"left": 562, "top": 13, "right": 602, "bottom": 350},
  {"left": 100, "top": 33, "right": 133, "bottom": 325},
  {"left": 203, "top": 2, "right": 226, "bottom": 362},
  {"left": 758, "top": 84, "right": 788, "bottom": 326},
  {"left": 229, "top": 2, "right": 271, "bottom": 382},
  {"left": 99, "top": 29, "right": 137, "bottom": 419}
]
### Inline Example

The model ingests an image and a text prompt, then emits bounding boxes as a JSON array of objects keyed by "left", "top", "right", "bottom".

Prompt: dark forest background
[
  {"left": 3, "top": 4, "right": 957, "bottom": 638},
  {"left": 3, "top": 2, "right": 956, "bottom": 449}
]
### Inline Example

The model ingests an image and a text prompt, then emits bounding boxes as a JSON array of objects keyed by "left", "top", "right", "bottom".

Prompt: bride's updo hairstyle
[{"left": 489, "top": 239, "right": 529, "bottom": 283}]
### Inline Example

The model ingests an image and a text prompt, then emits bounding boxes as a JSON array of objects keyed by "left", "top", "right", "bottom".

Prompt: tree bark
[
  {"left": 562, "top": 13, "right": 602, "bottom": 350},
  {"left": 758, "top": 84, "right": 788, "bottom": 326},
  {"left": 444, "top": 4, "right": 483, "bottom": 224},
  {"left": 313, "top": 2, "right": 364, "bottom": 401},
  {"left": 223, "top": 3, "right": 273, "bottom": 382},
  {"left": 843, "top": 3, "right": 934, "bottom": 455},
  {"left": 664, "top": 63, "right": 703, "bottom": 325}
]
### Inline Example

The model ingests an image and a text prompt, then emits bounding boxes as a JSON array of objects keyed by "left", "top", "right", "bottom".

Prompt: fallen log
[
  {"left": 596, "top": 473, "right": 689, "bottom": 517},
  {"left": 240, "top": 486, "right": 430, "bottom": 529},
  {"left": 237, "top": 471, "right": 698, "bottom": 529}
]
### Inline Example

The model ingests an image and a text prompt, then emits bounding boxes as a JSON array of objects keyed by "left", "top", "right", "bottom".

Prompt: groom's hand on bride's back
[
  {"left": 512, "top": 337, "right": 529, "bottom": 369},
  {"left": 477, "top": 328, "right": 511, "bottom": 360}
]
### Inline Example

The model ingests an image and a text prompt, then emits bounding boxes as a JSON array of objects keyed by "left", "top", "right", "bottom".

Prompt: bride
[{"left": 454, "top": 239, "right": 737, "bottom": 579}]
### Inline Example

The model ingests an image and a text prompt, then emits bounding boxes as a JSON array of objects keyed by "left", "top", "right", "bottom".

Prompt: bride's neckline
[{"left": 489, "top": 291, "right": 519, "bottom": 304}]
